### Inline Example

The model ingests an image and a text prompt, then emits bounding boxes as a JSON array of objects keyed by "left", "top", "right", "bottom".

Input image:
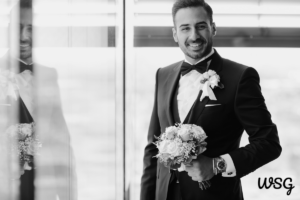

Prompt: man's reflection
[
  {"left": 0, "top": 0, "right": 77, "bottom": 199},
  {"left": 19, "top": 4, "right": 32, "bottom": 65}
]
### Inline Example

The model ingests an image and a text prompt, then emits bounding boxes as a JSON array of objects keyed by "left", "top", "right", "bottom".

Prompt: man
[
  {"left": 140, "top": 0, "right": 281, "bottom": 200},
  {"left": 0, "top": 0, "right": 76, "bottom": 199}
]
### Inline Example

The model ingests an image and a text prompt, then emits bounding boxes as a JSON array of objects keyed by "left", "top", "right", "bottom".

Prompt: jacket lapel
[
  {"left": 187, "top": 49, "right": 223, "bottom": 124},
  {"left": 208, "top": 49, "right": 223, "bottom": 75},
  {"left": 165, "top": 61, "right": 182, "bottom": 126}
]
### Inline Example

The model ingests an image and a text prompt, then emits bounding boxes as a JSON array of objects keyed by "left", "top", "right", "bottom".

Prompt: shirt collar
[{"left": 184, "top": 48, "right": 214, "bottom": 65}]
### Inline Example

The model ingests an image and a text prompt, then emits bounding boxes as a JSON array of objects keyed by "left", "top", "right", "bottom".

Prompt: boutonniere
[
  {"left": 0, "top": 69, "right": 18, "bottom": 101},
  {"left": 199, "top": 70, "right": 224, "bottom": 101}
]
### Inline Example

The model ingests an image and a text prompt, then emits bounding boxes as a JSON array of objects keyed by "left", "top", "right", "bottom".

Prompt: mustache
[
  {"left": 19, "top": 40, "right": 32, "bottom": 45},
  {"left": 187, "top": 38, "right": 206, "bottom": 44}
]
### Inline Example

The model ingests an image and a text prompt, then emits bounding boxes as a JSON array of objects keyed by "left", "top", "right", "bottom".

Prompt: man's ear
[
  {"left": 172, "top": 27, "right": 178, "bottom": 43},
  {"left": 212, "top": 22, "right": 217, "bottom": 36}
]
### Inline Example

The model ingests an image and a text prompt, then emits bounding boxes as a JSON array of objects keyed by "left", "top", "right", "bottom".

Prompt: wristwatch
[{"left": 213, "top": 156, "right": 227, "bottom": 175}]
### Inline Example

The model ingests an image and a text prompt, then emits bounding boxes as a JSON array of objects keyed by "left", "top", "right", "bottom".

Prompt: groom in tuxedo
[
  {"left": 0, "top": 0, "right": 76, "bottom": 199},
  {"left": 140, "top": 0, "right": 281, "bottom": 200}
]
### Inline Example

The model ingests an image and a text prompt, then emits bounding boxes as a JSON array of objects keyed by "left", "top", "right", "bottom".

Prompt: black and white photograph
[{"left": 0, "top": 0, "right": 299, "bottom": 200}]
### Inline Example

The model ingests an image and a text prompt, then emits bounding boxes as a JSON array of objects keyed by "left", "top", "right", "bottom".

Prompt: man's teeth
[
  {"left": 20, "top": 44, "right": 29, "bottom": 47},
  {"left": 189, "top": 43, "right": 201, "bottom": 47}
]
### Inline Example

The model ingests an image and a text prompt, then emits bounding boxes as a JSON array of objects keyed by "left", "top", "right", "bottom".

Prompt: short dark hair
[
  {"left": 20, "top": 0, "right": 32, "bottom": 9},
  {"left": 172, "top": 0, "right": 213, "bottom": 25}
]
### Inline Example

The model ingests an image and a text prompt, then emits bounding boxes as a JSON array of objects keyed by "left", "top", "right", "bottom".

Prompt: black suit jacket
[
  {"left": 0, "top": 54, "right": 77, "bottom": 200},
  {"left": 140, "top": 50, "right": 281, "bottom": 200}
]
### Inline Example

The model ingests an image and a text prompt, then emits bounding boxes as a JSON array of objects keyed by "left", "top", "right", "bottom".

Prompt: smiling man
[
  {"left": 140, "top": 0, "right": 281, "bottom": 200},
  {"left": 172, "top": 5, "right": 215, "bottom": 64},
  {"left": 19, "top": 5, "right": 33, "bottom": 65}
]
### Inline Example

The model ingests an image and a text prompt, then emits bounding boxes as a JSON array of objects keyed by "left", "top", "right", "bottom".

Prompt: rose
[
  {"left": 165, "top": 126, "right": 178, "bottom": 140},
  {"left": 179, "top": 131, "right": 193, "bottom": 142},
  {"left": 178, "top": 125, "right": 193, "bottom": 142},
  {"left": 190, "top": 125, "right": 207, "bottom": 142},
  {"left": 202, "top": 72, "right": 209, "bottom": 79},
  {"left": 209, "top": 74, "right": 220, "bottom": 89},
  {"left": 166, "top": 141, "right": 181, "bottom": 157},
  {"left": 190, "top": 125, "right": 205, "bottom": 136},
  {"left": 18, "top": 125, "right": 32, "bottom": 141},
  {"left": 158, "top": 140, "right": 169, "bottom": 154},
  {"left": 207, "top": 70, "right": 216, "bottom": 76},
  {"left": 21, "top": 125, "right": 32, "bottom": 137}
]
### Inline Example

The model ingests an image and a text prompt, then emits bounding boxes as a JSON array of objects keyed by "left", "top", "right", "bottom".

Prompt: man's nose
[
  {"left": 20, "top": 27, "right": 30, "bottom": 41},
  {"left": 190, "top": 28, "right": 200, "bottom": 41}
]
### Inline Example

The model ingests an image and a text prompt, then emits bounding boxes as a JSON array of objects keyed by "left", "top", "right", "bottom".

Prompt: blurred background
[{"left": 1, "top": 0, "right": 300, "bottom": 200}]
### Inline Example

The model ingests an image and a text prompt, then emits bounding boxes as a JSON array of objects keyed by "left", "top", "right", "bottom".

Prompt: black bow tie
[
  {"left": 19, "top": 61, "right": 33, "bottom": 73},
  {"left": 180, "top": 60, "right": 209, "bottom": 76}
]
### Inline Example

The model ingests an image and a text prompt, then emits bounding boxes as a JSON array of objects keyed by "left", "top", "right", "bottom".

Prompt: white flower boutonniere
[
  {"left": 199, "top": 70, "right": 224, "bottom": 101},
  {"left": 0, "top": 69, "right": 18, "bottom": 101}
]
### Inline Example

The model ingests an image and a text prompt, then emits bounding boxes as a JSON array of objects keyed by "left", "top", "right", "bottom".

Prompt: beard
[
  {"left": 183, "top": 36, "right": 213, "bottom": 60},
  {"left": 20, "top": 40, "right": 32, "bottom": 61},
  {"left": 20, "top": 49, "right": 32, "bottom": 61}
]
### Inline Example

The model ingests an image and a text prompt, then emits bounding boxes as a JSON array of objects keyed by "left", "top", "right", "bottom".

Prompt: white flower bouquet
[
  {"left": 4, "top": 122, "right": 42, "bottom": 171},
  {"left": 154, "top": 124, "right": 207, "bottom": 171}
]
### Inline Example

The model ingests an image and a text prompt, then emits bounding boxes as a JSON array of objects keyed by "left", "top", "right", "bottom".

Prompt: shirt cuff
[{"left": 221, "top": 154, "right": 236, "bottom": 177}]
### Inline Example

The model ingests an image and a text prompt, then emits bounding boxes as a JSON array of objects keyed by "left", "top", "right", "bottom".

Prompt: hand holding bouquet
[{"left": 154, "top": 124, "right": 210, "bottom": 189}]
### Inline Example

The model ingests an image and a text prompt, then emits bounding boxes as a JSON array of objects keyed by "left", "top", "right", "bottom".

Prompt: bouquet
[
  {"left": 154, "top": 124, "right": 210, "bottom": 189},
  {"left": 4, "top": 122, "right": 42, "bottom": 175}
]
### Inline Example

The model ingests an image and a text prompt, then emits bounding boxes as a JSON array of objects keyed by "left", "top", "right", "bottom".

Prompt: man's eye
[
  {"left": 26, "top": 26, "right": 32, "bottom": 32},
  {"left": 197, "top": 25, "right": 206, "bottom": 29},
  {"left": 181, "top": 27, "right": 189, "bottom": 31}
]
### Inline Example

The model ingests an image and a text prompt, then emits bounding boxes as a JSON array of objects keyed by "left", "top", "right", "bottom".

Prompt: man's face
[
  {"left": 19, "top": 8, "right": 32, "bottom": 62},
  {"left": 172, "top": 6, "right": 216, "bottom": 64}
]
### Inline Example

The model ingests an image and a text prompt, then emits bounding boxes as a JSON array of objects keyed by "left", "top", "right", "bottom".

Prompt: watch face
[{"left": 217, "top": 161, "right": 225, "bottom": 170}]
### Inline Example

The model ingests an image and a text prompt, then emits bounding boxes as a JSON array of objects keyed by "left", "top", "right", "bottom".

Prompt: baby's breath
[
  {"left": 3, "top": 122, "right": 42, "bottom": 164},
  {"left": 154, "top": 124, "right": 207, "bottom": 169}
]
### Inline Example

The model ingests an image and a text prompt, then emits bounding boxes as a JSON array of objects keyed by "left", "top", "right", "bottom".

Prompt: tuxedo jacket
[
  {"left": 140, "top": 50, "right": 281, "bottom": 200},
  {"left": 0, "top": 54, "right": 77, "bottom": 200}
]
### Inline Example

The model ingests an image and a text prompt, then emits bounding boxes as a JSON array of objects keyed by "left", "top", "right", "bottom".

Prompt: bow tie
[
  {"left": 180, "top": 60, "right": 209, "bottom": 76},
  {"left": 19, "top": 61, "right": 33, "bottom": 73}
]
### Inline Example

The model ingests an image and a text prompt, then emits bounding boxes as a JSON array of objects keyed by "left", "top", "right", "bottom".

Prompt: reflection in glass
[{"left": 1, "top": 0, "right": 123, "bottom": 200}]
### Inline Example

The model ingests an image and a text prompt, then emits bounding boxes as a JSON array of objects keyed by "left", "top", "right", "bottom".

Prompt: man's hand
[{"left": 185, "top": 155, "right": 214, "bottom": 182}]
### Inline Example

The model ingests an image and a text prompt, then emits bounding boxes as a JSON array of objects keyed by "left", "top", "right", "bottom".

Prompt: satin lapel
[
  {"left": 165, "top": 61, "right": 182, "bottom": 126},
  {"left": 208, "top": 49, "right": 223, "bottom": 74},
  {"left": 33, "top": 65, "right": 54, "bottom": 135},
  {"left": 187, "top": 49, "right": 223, "bottom": 124},
  {"left": 186, "top": 91, "right": 209, "bottom": 124}
]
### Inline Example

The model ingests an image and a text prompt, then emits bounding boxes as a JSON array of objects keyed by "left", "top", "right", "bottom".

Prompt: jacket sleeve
[
  {"left": 140, "top": 69, "right": 161, "bottom": 200},
  {"left": 36, "top": 69, "right": 77, "bottom": 200},
  {"left": 229, "top": 67, "right": 282, "bottom": 178}
]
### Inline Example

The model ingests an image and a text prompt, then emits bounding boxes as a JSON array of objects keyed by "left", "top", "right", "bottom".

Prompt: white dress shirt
[{"left": 178, "top": 49, "right": 236, "bottom": 177}]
